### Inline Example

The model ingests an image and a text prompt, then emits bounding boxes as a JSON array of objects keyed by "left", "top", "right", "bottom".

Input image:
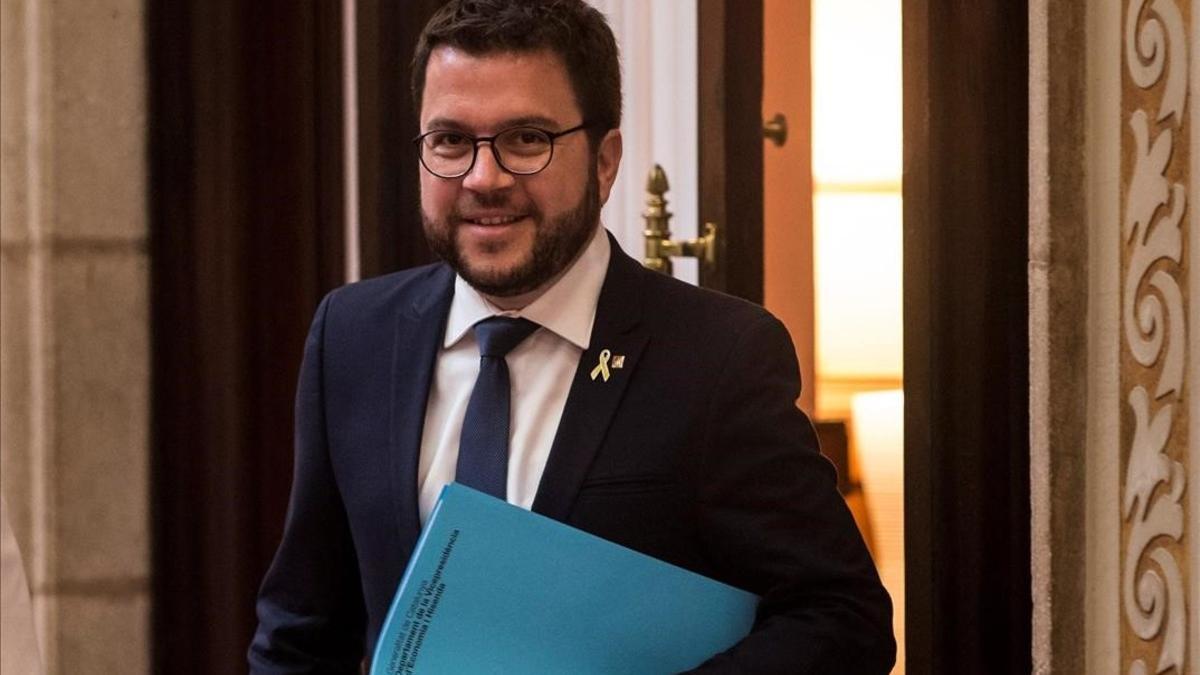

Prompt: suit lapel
[
  {"left": 389, "top": 266, "right": 455, "bottom": 546},
  {"left": 532, "top": 244, "right": 649, "bottom": 521}
]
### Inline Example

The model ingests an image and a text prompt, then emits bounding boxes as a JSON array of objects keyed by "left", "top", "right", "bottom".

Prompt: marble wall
[
  {"left": 1118, "top": 1, "right": 1193, "bottom": 672},
  {"left": 0, "top": 0, "right": 150, "bottom": 671},
  {"left": 1031, "top": 0, "right": 1197, "bottom": 672}
]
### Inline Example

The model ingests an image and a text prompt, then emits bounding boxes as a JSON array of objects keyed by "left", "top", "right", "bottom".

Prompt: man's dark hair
[{"left": 412, "top": 0, "right": 622, "bottom": 144}]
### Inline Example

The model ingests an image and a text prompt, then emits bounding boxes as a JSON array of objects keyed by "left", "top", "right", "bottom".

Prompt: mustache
[{"left": 464, "top": 190, "right": 511, "bottom": 209}]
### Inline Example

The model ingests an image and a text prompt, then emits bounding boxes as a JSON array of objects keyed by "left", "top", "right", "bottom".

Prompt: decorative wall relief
[{"left": 1121, "top": 1, "right": 1191, "bottom": 673}]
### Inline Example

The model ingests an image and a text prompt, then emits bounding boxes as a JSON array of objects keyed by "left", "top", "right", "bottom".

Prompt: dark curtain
[{"left": 148, "top": 1, "right": 345, "bottom": 672}]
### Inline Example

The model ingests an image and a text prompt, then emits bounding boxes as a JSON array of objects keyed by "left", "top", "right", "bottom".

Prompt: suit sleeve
[
  {"left": 249, "top": 292, "right": 367, "bottom": 674},
  {"left": 684, "top": 313, "right": 896, "bottom": 675}
]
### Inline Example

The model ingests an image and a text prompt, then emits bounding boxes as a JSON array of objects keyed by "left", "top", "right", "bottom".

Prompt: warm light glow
[
  {"left": 814, "top": 3, "right": 904, "bottom": 671},
  {"left": 851, "top": 389, "right": 905, "bottom": 674},
  {"left": 814, "top": 193, "right": 903, "bottom": 379},
  {"left": 812, "top": 0, "right": 903, "bottom": 387},
  {"left": 812, "top": 0, "right": 902, "bottom": 187}
]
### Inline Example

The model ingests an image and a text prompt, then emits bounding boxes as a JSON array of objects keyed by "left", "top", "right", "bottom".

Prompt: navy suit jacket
[{"left": 249, "top": 237, "right": 895, "bottom": 674}]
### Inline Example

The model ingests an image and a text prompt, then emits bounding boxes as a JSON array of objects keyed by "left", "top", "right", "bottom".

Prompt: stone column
[
  {"left": 1028, "top": 0, "right": 1091, "bottom": 671},
  {"left": 0, "top": 0, "right": 150, "bottom": 672}
]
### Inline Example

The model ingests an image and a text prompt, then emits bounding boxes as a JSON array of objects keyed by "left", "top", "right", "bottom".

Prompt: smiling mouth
[{"left": 462, "top": 215, "right": 525, "bottom": 226}]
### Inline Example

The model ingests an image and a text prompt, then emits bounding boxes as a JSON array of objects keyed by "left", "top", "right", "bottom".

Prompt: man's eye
[
  {"left": 429, "top": 132, "right": 468, "bottom": 147},
  {"left": 515, "top": 131, "right": 547, "bottom": 145},
  {"left": 499, "top": 129, "right": 551, "bottom": 157}
]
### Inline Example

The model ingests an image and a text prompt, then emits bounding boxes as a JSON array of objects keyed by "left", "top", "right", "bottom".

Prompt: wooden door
[
  {"left": 903, "top": 0, "right": 1032, "bottom": 672},
  {"left": 696, "top": 0, "right": 765, "bottom": 303}
]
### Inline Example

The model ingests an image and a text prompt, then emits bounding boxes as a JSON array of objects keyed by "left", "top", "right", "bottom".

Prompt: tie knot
[{"left": 473, "top": 317, "right": 539, "bottom": 358}]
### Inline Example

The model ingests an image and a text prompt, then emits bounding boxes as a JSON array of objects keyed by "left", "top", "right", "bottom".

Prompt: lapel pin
[
  {"left": 611, "top": 354, "right": 625, "bottom": 369},
  {"left": 590, "top": 349, "right": 612, "bottom": 382}
]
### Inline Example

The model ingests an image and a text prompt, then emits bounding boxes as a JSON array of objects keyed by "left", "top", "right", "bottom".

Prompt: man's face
[{"left": 418, "top": 47, "right": 621, "bottom": 298}]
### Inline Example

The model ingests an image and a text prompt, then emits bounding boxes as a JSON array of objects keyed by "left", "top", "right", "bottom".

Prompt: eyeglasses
[{"left": 413, "top": 123, "right": 590, "bottom": 179}]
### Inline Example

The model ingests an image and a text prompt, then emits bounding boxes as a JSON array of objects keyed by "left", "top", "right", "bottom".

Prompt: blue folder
[{"left": 370, "top": 483, "right": 759, "bottom": 674}]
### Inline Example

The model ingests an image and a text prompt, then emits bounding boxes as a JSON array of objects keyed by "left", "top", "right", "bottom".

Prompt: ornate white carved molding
[{"left": 1121, "top": 1, "right": 1190, "bottom": 673}]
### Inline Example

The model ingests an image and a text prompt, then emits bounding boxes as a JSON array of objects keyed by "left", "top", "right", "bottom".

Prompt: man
[{"left": 250, "top": 1, "right": 895, "bottom": 672}]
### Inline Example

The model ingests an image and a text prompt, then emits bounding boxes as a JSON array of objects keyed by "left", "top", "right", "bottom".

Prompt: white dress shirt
[{"left": 417, "top": 226, "right": 611, "bottom": 523}]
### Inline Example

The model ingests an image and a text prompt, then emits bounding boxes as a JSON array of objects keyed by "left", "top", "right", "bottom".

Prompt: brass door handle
[
  {"left": 763, "top": 113, "right": 788, "bottom": 147},
  {"left": 642, "top": 165, "right": 717, "bottom": 275}
]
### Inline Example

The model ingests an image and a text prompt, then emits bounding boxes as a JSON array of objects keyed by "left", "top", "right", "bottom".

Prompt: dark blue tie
[{"left": 456, "top": 317, "right": 540, "bottom": 499}]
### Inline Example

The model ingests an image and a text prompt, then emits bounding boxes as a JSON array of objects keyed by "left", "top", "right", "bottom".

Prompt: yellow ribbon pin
[{"left": 590, "top": 349, "right": 612, "bottom": 382}]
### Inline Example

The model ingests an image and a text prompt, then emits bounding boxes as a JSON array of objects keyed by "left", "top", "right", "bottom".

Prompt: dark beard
[{"left": 422, "top": 165, "right": 601, "bottom": 298}]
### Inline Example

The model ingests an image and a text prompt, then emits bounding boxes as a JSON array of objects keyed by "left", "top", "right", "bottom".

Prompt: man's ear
[{"left": 595, "top": 128, "right": 623, "bottom": 206}]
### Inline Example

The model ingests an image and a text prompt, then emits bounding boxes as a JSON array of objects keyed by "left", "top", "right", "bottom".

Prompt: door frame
[
  {"left": 902, "top": 0, "right": 1032, "bottom": 672},
  {"left": 697, "top": 0, "right": 765, "bottom": 302}
]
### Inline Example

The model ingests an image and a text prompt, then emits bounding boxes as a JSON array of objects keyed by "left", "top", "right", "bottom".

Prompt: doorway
[
  {"left": 794, "top": 1, "right": 906, "bottom": 671},
  {"left": 145, "top": 1, "right": 1034, "bottom": 672}
]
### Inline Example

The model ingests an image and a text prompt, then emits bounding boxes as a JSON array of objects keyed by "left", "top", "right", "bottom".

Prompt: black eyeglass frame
[{"left": 412, "top": 122, "right": 591, "bottom": 179}]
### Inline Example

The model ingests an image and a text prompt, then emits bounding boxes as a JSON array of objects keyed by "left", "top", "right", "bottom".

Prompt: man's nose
[{"left": 462, "top": 143, "right": 516, "bottom": 192}]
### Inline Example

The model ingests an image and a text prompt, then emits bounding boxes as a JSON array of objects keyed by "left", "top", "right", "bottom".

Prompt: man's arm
[
  {"left": 687, "top": 313, "right": 896, "bottom": 674},
  {"left": 249, "top": 293, "right": 367, "bottom": 674}
]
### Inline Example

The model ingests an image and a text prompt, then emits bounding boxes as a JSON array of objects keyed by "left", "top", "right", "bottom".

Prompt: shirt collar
[{"left": 443, "top": 225, "right": 611, "bottom": 350}]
